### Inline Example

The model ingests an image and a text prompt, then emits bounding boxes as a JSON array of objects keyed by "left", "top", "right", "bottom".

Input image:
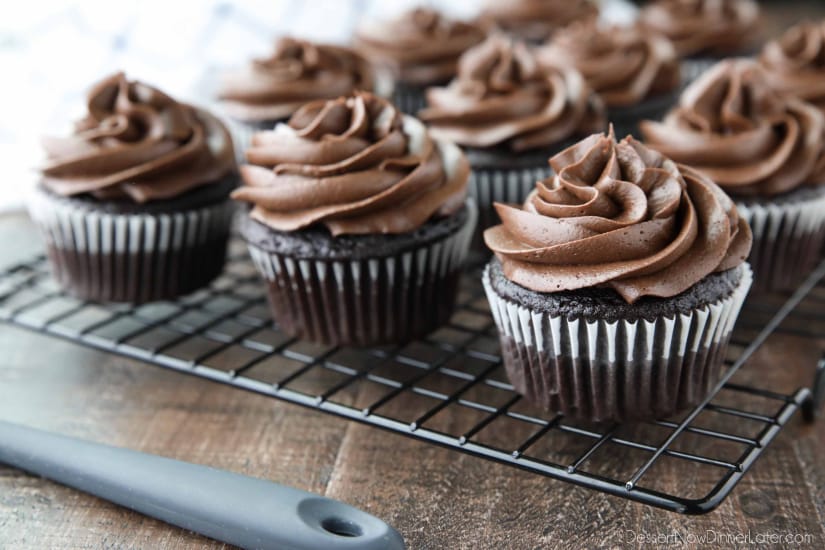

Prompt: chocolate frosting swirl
[
  {"left": 538, "top": 23, "right": 680, "bottom": 107},
  {"left": 485, "top": 131, "right": 751, "bottom": 303},
  {"left": 232, "top": 92, "right": 469, "bottom": 236},
  {"left": 419, "top": 35, "right": 606, "bottom": 152},
  {"left": 354, "top": 8, "right": 485, "bottom": 87},
  {"left": 760, "top": 21, "right": 825, "bottom": 111},
  {"left": 640, "top": 59, "right": 825, "bottom": 197},
  {"left": 479, "top": 0, "right": 599, "bottom": 43},
  {"left": 219, "top": 37, "right": 376, "bottom": 122},
  {"left": 41, "top": 72, "right": 235, "bottom": 203},
  {"left": 639, "top": 0, "right": 760, "bottom": 58}
]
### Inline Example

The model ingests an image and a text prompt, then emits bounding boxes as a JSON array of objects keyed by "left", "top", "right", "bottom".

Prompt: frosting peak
[
  {"left": 219, "top": 38, "right": 376, "bottom": 121},
  {"left": 479, "top": 0, "right": 599, "bottom": 43},
  {"left": 639, "top": 0, "right": 760, "bottom": 58},
  {"left": 232, "top": 92, "right": 469, "bottom": 236},
  {"left": 354, "top": 8, "right": 484, "bottom": 86},
  {"left": 484, "top": 130, "right": 751, "bottom": 303},
  {"left": 640, "top": 59, "right": 825, "bottom": 196},
  {"left": 458, "top": 34, "right": 540, "bottom": 94},
  {"left": 759, "top": 21, "right": 825, "bottom": 111},
  {"left": 538, "top": 23, "right": 680, "bottom": 107},
  {"left": 41, "top": 72, "right": 235, "bottom": 203},
  {"left": 419, "top": 35, "right": 606, "bottom": 152}
]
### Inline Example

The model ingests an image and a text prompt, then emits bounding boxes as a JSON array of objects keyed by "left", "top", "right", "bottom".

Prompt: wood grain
[
  {"left": 1, "top": 198, "right": 824, "bottom": 550},
  {"left": 5, "top": 1, "right": 825, "bottom": 546}
]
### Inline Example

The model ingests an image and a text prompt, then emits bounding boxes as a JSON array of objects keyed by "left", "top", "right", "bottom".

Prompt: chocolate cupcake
[
  {"left": 232, "top": 92, "right": 476, "bottom": 346},
  {"left": 478, "top": 0, "right": 599, "bottom": 43},
  {"left": 353, "top": 8, "right": 485, "bottom": 115},
  {"left": 759, "top": 20, "right": 825, "bottom": 113},
  {"left": 28, "top": 72, "right": 237, "bottom": 304},
  {"left": 218, "top": 37, "right": 385, "bottom": 156},
  {"left": 419, "top": 34, "right": 606, "bottom": 240},
  {"left": 641, "top": 59, "right": 825, "bottom": 292},
  {"left": 537, "top": 22, "right": 681, "bottom": 138},
  {"left": 639, "top": 0, "right": 761, "bottom": 82},
  {"left": 483, "top": 131, "right": 753, "bottom": 422}
]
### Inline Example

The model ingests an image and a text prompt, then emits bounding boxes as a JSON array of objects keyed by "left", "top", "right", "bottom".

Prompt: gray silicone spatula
[{"left": 0, "top": 420, "right": 404, "bottom": 550}]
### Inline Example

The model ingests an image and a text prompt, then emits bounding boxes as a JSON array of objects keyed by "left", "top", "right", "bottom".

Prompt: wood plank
[
  {"left": 2, "top": 183, "right": 825, "bottom": 550},
  {"left": 793, "top": 424, "right": 825, "bottom": 531},
  {"left": 0, "top": 318, "right": 347, "bottom": 549},
  {"left": 322, "top": 368, "right": 825, "bottom": 548}
]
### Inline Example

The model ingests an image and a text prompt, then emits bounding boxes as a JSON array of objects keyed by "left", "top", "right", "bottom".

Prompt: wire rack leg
[{"left": 803, "top": 354, "right": 825, "bottom": 423}]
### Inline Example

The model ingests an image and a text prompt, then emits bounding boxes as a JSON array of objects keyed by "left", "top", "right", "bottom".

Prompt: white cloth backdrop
[{"left": 0, "top": 0, "right": 634, "bottom": 212}]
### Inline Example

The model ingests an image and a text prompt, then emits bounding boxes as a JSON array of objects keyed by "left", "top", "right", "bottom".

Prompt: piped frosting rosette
[
  {"left": 233, "top": 92, "right": 469, "bottom": 235},
  {"left": 42, "top": 72, "right": 235, "bottom": 203},
  {"left": 486, "top": 131, "right": 751, "bottom": 302},
  {"left": 538, "top": 22, "right": 680, "bottom": 108},
  {"left": 354, "top": 8, "right": 485, "bottom": 87},
  {"left": 537, "top": 21, "right": 680, "bottom": 137},
  {"left": 641, "top": 59, "right": 825, "bottom": 290},
  {"left": 218, "top": 37, "right": 384, "bottom": 157},
  {"left": 639, "top": 0, "right": 761, "bottom": 59},
  {"left": 760, "top": 20, "right": 825, "bottom": 112},
  {"left": 233, "top": 92, "right": 476, "bottom": 345},
  {"left": 478, "top": 0, "right": 599, "bottom": 43},
  {"left": 219, "top": 37, "right": 378, "bottom": 122},
  {"left": 420, "top": 34, "right": 605, "bottom": 234},
  {"left": 354, "top": 8, "right": 486, "bottom": 114},
  {"left": 481, "top": 131, "right": 753, "bottom": 421},
  {"left": 420, "top": 34, "right": 605, "bottom": 153},
  {"left": 641, "top": 59, "right": 825, "bottom": 197}
]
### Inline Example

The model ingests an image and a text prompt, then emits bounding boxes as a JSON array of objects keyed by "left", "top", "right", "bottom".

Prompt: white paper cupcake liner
[
  {"left": 28, "top": 186, "right": 236, "bottom": 303},
  {"left": 609, "top": 90, "right": 679, "bottom": 139},
  {"left": 392, "top": 84, "right": 428, "bottom": 115},
  {"left": 681, "top": 58, "right": 717, "bottom": 87},
  {"left": 737, "top": 186, "right": 825, "bottom": 292},
  {"left": 469, "top": 165, "right": 552, "bottom": 249},
  {"left": 482, "top": 264, "right": 753, "bottom": 422},
  {"left": 246, "top": 200, "right": 477, "bottom": 346}
]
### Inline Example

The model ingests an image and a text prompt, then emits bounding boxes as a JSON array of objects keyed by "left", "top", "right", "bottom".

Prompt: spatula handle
[{"left": 0, "top": 421, "right": 404, "bottom": 550}]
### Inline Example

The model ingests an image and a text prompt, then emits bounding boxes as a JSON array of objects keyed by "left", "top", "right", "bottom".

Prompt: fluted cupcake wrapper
[
  {"left": 28, "top": 187, "right": 235, "bottom": 304},
  {"left": 681, "top": 52, "right": 758, "bottom": 87},
  {"left": 608, "top": 90, "right": 679, "bottom": 140},
  {"left": 469, "top": 165, "right": 552, "bottom": 249},
  {"left": 246, "top": 201, "right": 477, "bottom": 346},
  {"left": 482, "top": 264, "right": 753, "bottom": 422},
  {"left": 392, "top": 84, "right": 428, "bottom": 116},
  {"left": 737, "top": 187, "right": 825, "bottom": 292},
  {"left": 681, "top": 58, "right": 717, "bottom": 86}
]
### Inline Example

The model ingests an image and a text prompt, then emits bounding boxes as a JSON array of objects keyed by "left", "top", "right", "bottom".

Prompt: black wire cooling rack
[{"left": 0, "top": 239, "right": 823, "bottom": 515}]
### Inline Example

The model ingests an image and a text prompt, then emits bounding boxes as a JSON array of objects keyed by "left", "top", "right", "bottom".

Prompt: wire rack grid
[{"left": 0, "top": 239, "right": 823, "bottom": 515}]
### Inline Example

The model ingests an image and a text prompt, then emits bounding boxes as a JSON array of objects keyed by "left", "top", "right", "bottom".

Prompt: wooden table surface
[{"left": 0, "top": 209, "right": 823, "bottom": 549}]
